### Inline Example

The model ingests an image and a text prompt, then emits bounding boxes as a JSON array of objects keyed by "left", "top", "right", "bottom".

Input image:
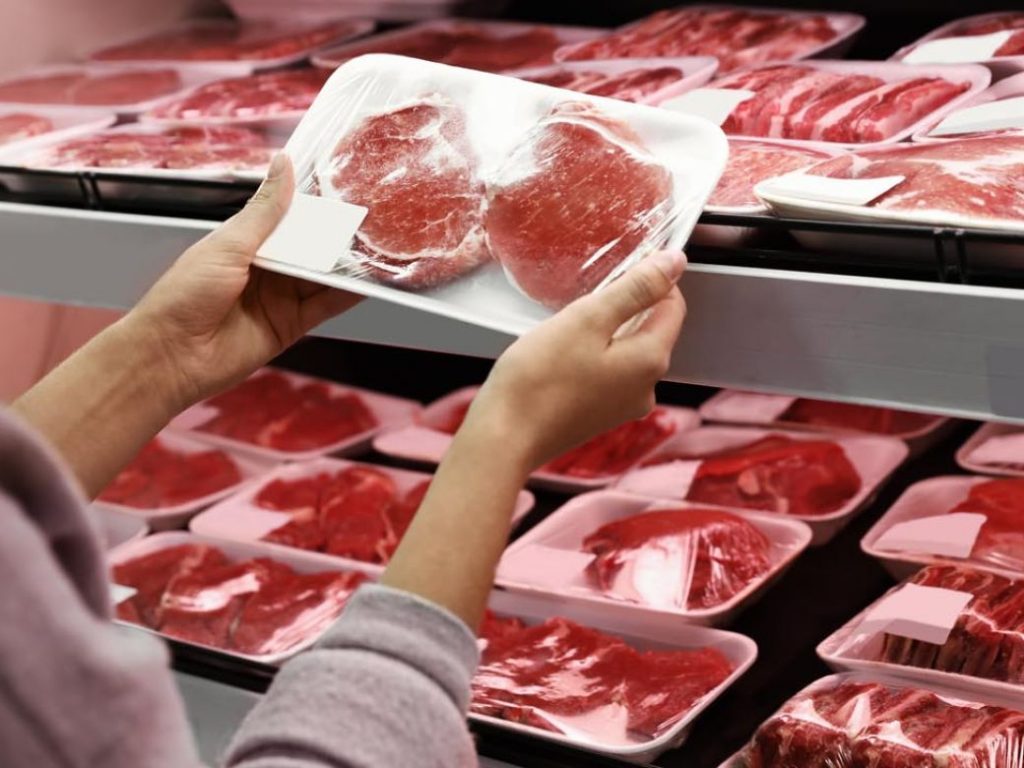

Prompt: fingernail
[
  {"left": 266, "top": 151, "right": 288, "bottom": 181},
  {"left": 651, "top": 250, "right": 686, "bottom": 281}
]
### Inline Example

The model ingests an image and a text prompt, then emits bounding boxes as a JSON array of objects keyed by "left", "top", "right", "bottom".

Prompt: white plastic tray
[
  {"left": 957, "top": 422, "right": 1024, "bottom": 477},
  {"left": 171, "top": 368, "right": 421, "bottom": 463},
  {"left": 95, "top": 506, "right": 149, "bottom": 550},
  {"left": 496, "top": 490, "right": 811, "bottom": 627},
  {"left": 0, "top": 105, "right": 115, "bottom": 155},
  {"left": 913, "top": 71, "right": 1024, "bottom": 142}
]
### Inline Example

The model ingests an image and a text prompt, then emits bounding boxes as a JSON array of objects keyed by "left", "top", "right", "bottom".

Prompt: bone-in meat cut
[{"left": 0, "top": 113, "right": 53, "bottom": 145}]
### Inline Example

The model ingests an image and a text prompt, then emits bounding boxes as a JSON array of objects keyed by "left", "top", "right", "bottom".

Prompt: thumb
[
  {"left": 208, "top": 152, "right": 294, "bottom": 258},
  {"left": 585, "top": 250, "right": 687, "bottom": 333}
]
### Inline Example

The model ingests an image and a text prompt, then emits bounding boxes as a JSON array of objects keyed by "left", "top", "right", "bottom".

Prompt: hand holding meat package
[{"left": 256, "top": 54, "right": 726, "bottom": 335}]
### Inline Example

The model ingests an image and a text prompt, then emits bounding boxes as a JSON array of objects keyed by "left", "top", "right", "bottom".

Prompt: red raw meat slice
[
  {"left": 717, "top": 65, "right": 812, "bottom": 135},
  {"left": 786, "top": 74, "right": 883, "bottom": 140},
  {"left": 543, "top": 408, "right": 678, "bottom": 478},
  {"left": 930, "top": 13, "right": 1024, "bottom": 57},
  {"left": 780, "top": 399, "right": 937, "bottom": 435},
  {"left": 198, "top": 370, "right": 297, "bottom": 443},
  {"left": 0, "top": 113, "right": 53, "bottom": 145},
  {"left": 231, "top": 569, "right": 367, "bottom": 656},
  {"left": 69, "top": 69, "right": 182, "bottom": 106},
  {"left": 952, "top": 479, "right": 1024, "bottom": 571},
  {"left": 443, "top": 28, "right": 562, "bottom": 72},
  {"left": 709, "top": 141, "right": 829, "bottom": 208},
  {"left": 664, "top": 435, "right": 862, "bottom": 517},
  {"left": 581, "top": 507, "right": 772, "bottom": 610},
  {"left": 386, "top": 480, "right": 431, "bottom": 543},
  {"left": 528, "top": 66, "right": 684, "bottom": 103},
  {"left": 486, "top": 101, "right": 674, "bottom": 309},
  {"left": 256, "top": 473, "right": 332, "bottom": 551},
  {"left": 478, "top": 611, "right": 527, "bottom": 645},
  {"left": 112, "top": 544, "right": 228, "bottom": 627},
  {"left": 319, "top": 96, "right": 489, "bottom": 289},
  {"left": 0, "top": 72, "right": 85, "bottom": 103},
  {"left": 321, "top": 467, "right": 399, "bottom": 564},
  {"left": 433, "top": 400, "right": 473, "bottom": 435}
]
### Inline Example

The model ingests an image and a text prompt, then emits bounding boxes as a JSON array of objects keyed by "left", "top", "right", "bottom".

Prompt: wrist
[
  {"left": 113, "top": 312, "right": 196, "bottom": 419},
  {"left": 454, "top": 398, "right": 537, "bottom": 482}
]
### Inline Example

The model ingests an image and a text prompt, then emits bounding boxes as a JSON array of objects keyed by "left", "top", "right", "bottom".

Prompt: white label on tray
[
  {"left": 211, "top": 509, "right": 292, "bottom": 541},
  {"left": 874, "top": 513, "right": 986, "bottom": 558},
  {"left": 110, "top": 583, "right": 137, "bottom": 605},
  {"left": 969, "top": 432, "right": 1024, "bottom": 465},
  {"left": 658, "top": 88, "right": 754, "bottom": 126},
  {"left": 903, "top": 31, "right": 1015, "bottom": 65},
  {"left": 858, "top": 583, "right": 973, "bottom": 646},
  {"left": 930, "top": 95, "right": 1024, "bottom": 137},
  {"left": 722, "top": 392, "right": 797, "bottom": 423},
  {"left": 258, "top": 191, "right": 368, "bottom": 273},
  {"left": 500, "top": 545, "right": 595, "bottom": 589},
  {"left": 757, "top": 172, "right": 906, "bottom": 207},
  {"left": 617, "top": 460, "right": 701, "bottom": 499}
]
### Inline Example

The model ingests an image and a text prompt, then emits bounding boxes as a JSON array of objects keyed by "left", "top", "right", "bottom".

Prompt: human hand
[
  {"left": 127, "top": 153, "right": 361, "bottom": 410},
  {"left": 463, "top": 251, "right": 687, "bottom": 475}
]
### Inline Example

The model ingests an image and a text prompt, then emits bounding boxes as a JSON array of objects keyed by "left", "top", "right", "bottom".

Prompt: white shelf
[{"left": 5, "top": 201, "right": 1024, "bottom": 422}]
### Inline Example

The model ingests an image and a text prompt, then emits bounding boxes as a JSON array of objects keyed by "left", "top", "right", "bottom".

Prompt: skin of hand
[
  {"left": 383, "top": 250, "right": 687, "bottom": 630},
  {"left": 13, "top": 153, "right": 360, "bottom": 497}
]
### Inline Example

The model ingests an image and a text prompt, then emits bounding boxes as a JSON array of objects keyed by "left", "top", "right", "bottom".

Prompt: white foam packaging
[
  {"left": 613, "top": 426, "right": 909, "bottom": 546},
  {"left": 495, "top": 490, "right": 811, "bottom": 627},
  {"left": 892, "top": 12, "right": 1024, "bottom": 80},
  {"left": 957, "top": 422, "right": 1024, "bottom": 477},
  {"left": 251, "top": 53, "right": 728, "bottom": 336}
]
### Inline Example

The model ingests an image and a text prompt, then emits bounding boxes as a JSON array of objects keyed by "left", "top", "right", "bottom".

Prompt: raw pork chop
[
  {"left": 318, "top": 96, "right": 490, "bottom": 289},
  {"left": 486, "top": 101, "right": 674, "bottom": 309},
  {"left": 0, "top": 68, "right": 182, "bottom": 106},
  {"left": 0, "top": 113, "right": 53, "bottom": 145},
  {"left": 709, "top": 141, "right": 830, "bottom": 209},
  {"left": 581, "top": 508, "right": 772, "bottom": 610},
  {"left": 543, "top": 408, "right": 678, "bottom": 478},
  {"left": 952, "top": 479, "right": 1024, "bottom": 571},
  {"left": 525, "top": 66, "right": 684, "bottom": 103}
]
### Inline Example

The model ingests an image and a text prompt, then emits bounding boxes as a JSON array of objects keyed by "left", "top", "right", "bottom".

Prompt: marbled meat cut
[
  {"left": 709, "top": 141, "right": 829, "bottom": 209},
  {"left": 486, "top": 101, "right": 674, "bottom": 309},
  {"left": 196, "top": 371, "right": 378, "bottom": 452},
  {"left": 806, "top": 136, "right": 1024, "bottom": 224},
  {"left": 881, "top": 566, "right": 1024, "bottom": 684},
  {"left": 98, "top": 437, "right": 242, "bottom": 509},
  {"left": 91, "top": 19, "right": 360, "bottom": 62},
  {"left": 910, "top": 13, "right": 1024, "bottom": 59},
  {"left": 715, "top": 65, "right": 969, "bottom": 143},
  {"left": 471, "top": 617, "right": 733, "bottom": 741},
  {"left": 0, "top": 113, "right": 53, "bottom": 145},
  {"left": 0, "top": 68, "right": 182, "bottom": 106},
  {"left": 558, "top": 8, "right": 840, "bottom": 74},
  {"left": 318, "top": 24, "right": 563, "bottom": 73},
  {"left": 145, "top": 69, "right": 329, "bottom": 122},
  {"left": 952, "top": 479, "right": 1024, "bottom": 572},
  {"left": 779, "top": 399, "right": 938, "bottom": 435},
  {"left": 525, "top": 66, "right": 684, "bottom": 102},
  {"left": 113, "top": 544, "right": 227, "bottom": 626},
  {"left": 317, "top": 96, "right": 489, "bottom": 289},
  {"left": 543, "top": 408, "right": 678, "bottom": 478},
  {"left": 582, "top": 508, "right": 772, "bottom": 610},
  {"left": 735, "top": 677, "right": 1024, "bottom": 768}
]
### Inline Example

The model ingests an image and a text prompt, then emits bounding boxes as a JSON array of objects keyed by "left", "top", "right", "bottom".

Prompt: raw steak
[
  {"left": 525, "top": 66, "right": 684, "bottom": 103},
  {"left": 317, "top": 96, "right": 490, "bottom": 289},
  {"left": 91, "top": 19, "right": 360, "bottom": 62},
  {"left": 709, "top": 141, "right": 830, "bottom": 208},
  {"left": 581, "top": 507, "right": 772, "bottom": 610},
  {"left": 478, "top": 611, "right": 527, "bottom": 646},
  {"left": 0, "top": 68, "right": 182, "bottom": 106},
  {"left": 780, "top": 399, "right": 939, "bottom": 436},
  {"left": 433, "top": 400, "right": 473, "bottom": 435},
  {"left": 112, "top": 544, "right": 227, "bottom": 627},
  {"left": 952, "top": 479, "right": 1024, "bottom": 571},
  {"left": 385, "top": 479, "right": 431, "bottom": 543},
  {"left": 471, "top": 617, "right": 732, "bottom": 741},
  {"left": 543, "top": 408, "right": 678, "bottom": 478},
  {"left": 0, "top": 113, "right": 53, "bottom": 145},
  {"left": 146, "top": 68, "right": 329, "bottom": 122},
  {"left": 486, "top": 101, "right": 674, "bottom": 309},
  {"left": 559, "top": 8, "right": 839, "bottom": 74},
  {"left": 98, "top": 437, "right": 242, "bottom": 509}
]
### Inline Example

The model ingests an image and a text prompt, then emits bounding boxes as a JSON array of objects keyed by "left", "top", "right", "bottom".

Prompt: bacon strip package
[
  {"left": 959, "top": 423, "right": 1024, "bottom": 477},
  {"left": 110, "top": 533, "right": 368, "bottom": 663},
  {"left": 254, "top": 53, "right": 726, "bottom": 335},
  {"left": 893, "top": 12, "right": 1024, "bottom": 79},
  {"left": 723, "top": 674, "right": 1024, "bottom": 768},
  {"left": 190, "top": 457, "right": 535, "bottom": 571},
  {"left": 497, "top": 491, "right": 811, "bottom": 626},
  {"left": 555, "top": 5, "right": 865, "bottom": 75},
  {"left": 615, "top": 427, "right": 908, "bottom": 545},
  {"left": 170, "top": 368, "right": 420, "bottom": 462}
]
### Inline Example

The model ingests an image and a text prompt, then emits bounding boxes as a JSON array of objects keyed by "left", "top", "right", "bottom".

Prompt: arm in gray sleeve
[{"left": 224, "top": 584, "right": 480, "bottom": 768}]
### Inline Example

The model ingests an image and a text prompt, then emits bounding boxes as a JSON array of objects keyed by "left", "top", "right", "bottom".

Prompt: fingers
[
  {"left": 634, "top": 286, "right": 686, "bottom": 351},
  {"left": 299, "top": 284, "right": 364, "bottom": 331},
  {"left": 205, "top": 153, "right": 295, "bottom": 260},
  {"left": 578, "top": 250, "right": 687, "bottom": 334}
]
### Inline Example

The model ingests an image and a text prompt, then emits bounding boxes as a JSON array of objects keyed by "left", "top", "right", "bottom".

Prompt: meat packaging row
[{"left": 894, "top": 12, "right": 1024, "bottom": 78}]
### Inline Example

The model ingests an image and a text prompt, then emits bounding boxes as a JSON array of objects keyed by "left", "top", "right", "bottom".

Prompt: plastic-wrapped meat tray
[
  {"left": 109, "top": 532, "right": 370, "bottom": 665},
  {"left": 893, "top": 12, "right": 1024, "bottom": 80},
  {"left": 475, "top": 588, "right": 757, "bottom": 763},
  {"left": 718, "top": 672, "right": 1024, "bottom": 768},
  {"left": 914, "top": 72, "right": 1024, "bottom": 142},
  {"left": 225, "top": 0, "right": 469, "bottom": 23},
  {"left": 95, "top": 506, "right": 149, "bottom": 551},
  {"left": 0, "top": 105, "right": 115, "bottom": 154},
  {"left": 189, "top": 456, "right": 535, "bottom": 572},
  {"left": 373, "top": 386, "right": 701, "bottom": 493},
  {"left": 312, "top": 19, "right": 603, "bottom": 73},
  {"left": 170, "top": 368, "right": 421, "bottom": 463},
  {"left": 613, "top": 427, "right": 908, "bottom": 546},
  {"left": 554, "top": 5, "right": 865, "bottom": 75},
  {"left": 958, "top": 423, "right": 1024, "bottom": 478},
  {"left": 506, "top": 57, "right": 718, "bottom": 105},
  {"left": 88, "top": 18, "right": 375, "bottom": 72},
  {"left": 496, "top": 490, "right": 811, "bottom": 627}
]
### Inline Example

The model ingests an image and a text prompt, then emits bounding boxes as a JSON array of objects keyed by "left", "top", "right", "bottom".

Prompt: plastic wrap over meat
[
  {"left": 0, "top": 113, "right": 52, "bottom": 145},
  {"left": 524, "top": 66, "right": 686, "bottom": 103},
  {"left": 581, "top": 507, "right": 773, "bottom": 610},
  {"left": 113, "top": 542, "right": 367, "bottom": 657},
  {"left": 949, "top": 480, "right": 1024, "bottom": 573},
  {"left": 471, "top": 616, "right": 734, "bottom": 744},
  {"left": 709, "top": 140, "right": 830, "bottom": 209},
  {"left": 731, "top": 675, "right": 1024, "bottom": 768},
  {"left": 0, "top": 68, "right": 183, "bottom": 106}
]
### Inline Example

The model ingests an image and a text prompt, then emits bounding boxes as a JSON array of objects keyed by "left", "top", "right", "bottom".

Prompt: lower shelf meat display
[
  {"left": 0, "top": 67, "right": 184, "bottom": 106},
  {"left": 521, "top": 65, "right": 686, "bottom": 102},
  {"left": 0, "top": 112, "right": 54, "bottom": 145}
]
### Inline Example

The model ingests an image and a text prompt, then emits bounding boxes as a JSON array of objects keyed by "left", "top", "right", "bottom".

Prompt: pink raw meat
[
  {"left": 112, "top": 544, "right": 228, "bottom": 627},
  {"left": 952, "top": 479, "right": 1024, "bottom": 572},
  {"left": 543, "top": 408, "right": 678, "bottom": 478},
  {"left": 0, "top": 113, "right": 53, "bottom": 145},
  {"left": 318, "top": 96, "right": 490, "bottom": 289},
  {"left": 709, "top": 141, "right": 829, "bottom": 208},
  {"left": 485, "top": 101, "right": 674, "bottom": 309},
  {"left": 0, "top": 68, "right": 182, "bottom": 106},
  {"left": 525, "top": 66, "right": 684, "bottom": 103}
]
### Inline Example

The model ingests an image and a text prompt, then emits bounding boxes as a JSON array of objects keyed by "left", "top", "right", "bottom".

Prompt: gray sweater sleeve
[{"left": 224, "top": 584, "right": 481, "bottom": 768}]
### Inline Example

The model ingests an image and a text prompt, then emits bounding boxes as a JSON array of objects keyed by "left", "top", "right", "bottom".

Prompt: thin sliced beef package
[
  {"left": 255, "top": 53, "right": 726, "bottom": 335},
  {"left": 894, "top": 12, "right": 1024, "bottom": 78}
]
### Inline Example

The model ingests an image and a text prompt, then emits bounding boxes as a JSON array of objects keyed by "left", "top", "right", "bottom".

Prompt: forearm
[{"left": 12, "top": 313, "right": 185, "bottom": 498}]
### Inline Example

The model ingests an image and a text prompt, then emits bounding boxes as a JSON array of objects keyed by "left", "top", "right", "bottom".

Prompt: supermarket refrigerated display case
[{"left": 3, "top": 1, "right": 1024, "bottom": 767}]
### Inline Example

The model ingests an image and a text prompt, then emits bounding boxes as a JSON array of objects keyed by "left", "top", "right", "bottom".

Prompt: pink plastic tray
[
  {"left": 957, "top": 422, "right": 1024, "bottom": 477},
  {"left": 480, "top": 588, "right": 757, "bottom": 763},
  {"left": 506, "top": 57, "right": 719, "bottom": 106},
  {"left": 171, "top": 368, "right": 421, "bottom": 463},
  {"left": 613, "top": 426, "right": 909, "bottom": 546},
  {"left": 95, "top": 506, "right": 149, "bottom": 550},
  {"left": 108, "top": 531, "right": 374, "bottom": 666},
  {"left": 914, "top": 71, "right": 1024, "bottom": 141},
  {"left": 496, "top": 490, "right": 811, "bottom": 627},
  {"left": 189, "top": 456, "right": 536, "bottom": 573},
  {"left": 0, "top": 105, "right": 115, "bottom": 154},
  {"left": 226, "top": 0, "right": 469, "bottom": 23},
  {"left": 892, "top": 12, "right": 1024, "bottom": 80},
  {"left": 373, "top": 386, "right": 702, "bottom": 493}
]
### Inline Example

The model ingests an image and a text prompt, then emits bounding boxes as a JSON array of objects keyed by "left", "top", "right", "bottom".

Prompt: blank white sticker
[
  {"left": 969, "top": 432, "right": 1024, "bottom": 465},
  {"left": 658, "top": 88, "right": 755, "bottom": 126},
  {"left": 858, "top": 583, "right": 973, "bottom": 645},
  {"left": 874, "top": 513, "right": 986, "bottom": 558},
  {"left": 903, "top": 31, "right": 1015, "bottom": 65},
  {"left": 617, "top": 460, "right": 702, "bottom": 499},
  {"left": 500, "top": 545, "right": 595, "bottom": 589},
  {"left": 721, "top": 392, "right": 797, "bottom": 423},
  {"left": 757, "top": 172, "right": 906, "bottom": 207},
  {"left": 110, "top": 583, "right": 137, "bottom": 605},
  {"left": 930, "top": 95, "right": 1024, "bottom": 137},
  {"left": 258, "top": 191, "right": 368, "bottom": 273}
]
